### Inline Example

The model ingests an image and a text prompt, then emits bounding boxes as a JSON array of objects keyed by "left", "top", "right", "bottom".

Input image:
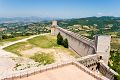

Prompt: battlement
[
  {"left": 77, "top": 54, "right": 117, "bottom": 80},
  {"left": 57, "top": 27, "right": 95, "bottom": 48}
]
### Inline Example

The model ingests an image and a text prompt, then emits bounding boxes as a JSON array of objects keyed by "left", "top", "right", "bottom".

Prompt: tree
[
  {"left": 63, "top": 38, "right": 68, "bottom": 48},
  {"left": 114, "top": 75, "right": 120, "bottom": 80},
  {"left": 57, "top": 32, "right": 63, "bottom": 45}
]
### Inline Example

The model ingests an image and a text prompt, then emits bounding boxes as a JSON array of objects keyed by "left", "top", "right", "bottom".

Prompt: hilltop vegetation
[
  {"left": 0, "top": 21, "right": 51, "bottom": 41},
  {"left": 58, "top": 16, "right": 120, "bottom": 39},
  {"left": 58, "top": 16, "right": 120, "bottom": 29}
]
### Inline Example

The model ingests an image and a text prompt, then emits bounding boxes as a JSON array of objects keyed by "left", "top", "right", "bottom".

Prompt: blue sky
[{"left": 0, "top": 0, "right": 120, "bottom": 18}]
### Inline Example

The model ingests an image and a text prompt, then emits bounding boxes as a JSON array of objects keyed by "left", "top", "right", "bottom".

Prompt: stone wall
[
  {"left": 95, "top": 35, "right": 111, "bottom": 64},
  {"left": 51, "top": 21, "right": 111, "bottom": 64},
  {"left": 77, "top": 55, "right": 117, "bottom": 80},
  {"left": 98, "top": 60, "right": 118, "bottom": 80},
  {"left": 77, "top": 54, "right": 117, "bottom": 80},
  {"left": 50, "top": 21, "right": 117, "bottom": 79},
  {"left": 55, "top": 27, "right": 96, "bottom": 57},
  {"left": 77, "top": 54, "right": 100, "bottom": 71}
]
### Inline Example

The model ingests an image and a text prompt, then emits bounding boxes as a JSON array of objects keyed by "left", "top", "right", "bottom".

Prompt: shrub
[
  {"left": 57, "top": 32, "right": 63, "bottom": 45},
  {"left": 114, "top": 75, "right": 120, "bottom": 80},
  {"left": 30, "top": 53, "right": 55, "bottom": 65},
  {"left": 63, "top": 38, "right": 68, "bottom": 48}
]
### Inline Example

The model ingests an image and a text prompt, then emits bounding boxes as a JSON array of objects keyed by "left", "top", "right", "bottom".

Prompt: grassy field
[
  {"left": 4, "top": 34, "right": 79, "bottom": 65},
  {"left": 0, "top": 36, "right": 29, "bottom": 46},
  {"left": 4, "top": 42, "right": 33, "bottom": 56},
  {"left": 4, "top": 34, "right": 79, "bottom": 58},
  {"left": 109, "top": 37, "right": 120, "bottom": 75},
  {"left": 28, "top": 35, "right": 59, "bottom": 48},
  {"left": 111, "top": 38, "right": 120, "bottom": 52}
]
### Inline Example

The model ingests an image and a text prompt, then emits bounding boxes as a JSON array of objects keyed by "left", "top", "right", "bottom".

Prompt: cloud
[{"left": 97, "top": 12, "right": 103, "bottom": 16}]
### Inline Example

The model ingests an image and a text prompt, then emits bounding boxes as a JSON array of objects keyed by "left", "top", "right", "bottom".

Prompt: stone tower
[
  {"left": 95, "top": 35, "right": 111, "bottom": 65},
  {"left": 51, "top": 21, "right": 57, "bottom": 35}
]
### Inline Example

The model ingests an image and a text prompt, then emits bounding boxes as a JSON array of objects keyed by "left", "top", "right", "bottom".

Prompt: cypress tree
[
  {"left": 63, "top": 38, "right": 68, "bottom": 48},
  {"left": 57, "top": 32, "right": 63, "bottom": 45}
]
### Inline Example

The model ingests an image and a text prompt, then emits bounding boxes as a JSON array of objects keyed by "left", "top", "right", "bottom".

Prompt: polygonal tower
[
  {"left": 51, "top": 21, "right": 57, "bottom": 35},
  {"left": 95, "top": 35, "right": 111, "bottom": 65}
]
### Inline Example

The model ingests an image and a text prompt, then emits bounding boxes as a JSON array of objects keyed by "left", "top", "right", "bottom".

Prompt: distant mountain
[
  {"left": 58, "top": 16, "right": 120, "bottom": 29},
  {"left": 0, "top": 17, "right": 61, "bottom": 23}
]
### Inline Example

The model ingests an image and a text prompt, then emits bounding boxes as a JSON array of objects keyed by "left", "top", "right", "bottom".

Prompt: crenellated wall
[
  {"left": 77, "top": 54, "right": 100, "bottom": 71},
  {"left": 98, "top": 60, "right": 118, "bottom": 80},
  {"left": 50, "top": 21, "right": 117, "bottom": 80},
  {"left": 51, "top": 21, "right": 111, "bottom": 65},
  {"left": 55, "top": 27, "right": 96, "bottom": 57},
  {"left": 77, "top": 55, "right": 117, "bottom": 80}
]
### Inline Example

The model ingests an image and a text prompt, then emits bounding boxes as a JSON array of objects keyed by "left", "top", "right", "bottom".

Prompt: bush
[
  {"left": 57, "top": 33, "right": 69, "bottom": 48},
  {"left": 63, "top": 38, "right": 68, "bottom": 48},
  {"left": 114, "top": 75, "right": 120, "bottom": 80},
  {"left": 57, "top": 32, "right": 63, "bottom": 45},
  {"left": 30, "top": 53, "right": 55, "bottom": 65},
  {"left": 2, "top": 34, "right": 15, "bottom": 39}
]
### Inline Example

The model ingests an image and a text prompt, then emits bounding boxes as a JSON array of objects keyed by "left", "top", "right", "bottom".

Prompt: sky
[{"left": 0, "top": 0, "right": 120, "bottom": 18}]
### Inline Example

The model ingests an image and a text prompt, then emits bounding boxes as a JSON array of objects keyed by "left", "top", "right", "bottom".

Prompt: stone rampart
[
  {"left": 55, "top": 27, "right": 96, "bottom": 56},
  {"left": 77, "top": 55, "right": 117, "bottom": 80},
  {"left": 77, "top": 54, "right": 100, "bottom": 71},
  {"left": 98, "top": 60, "right": 118, "bottom": 80}
]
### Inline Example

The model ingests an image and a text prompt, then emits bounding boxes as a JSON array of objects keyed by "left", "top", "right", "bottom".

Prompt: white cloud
[{"left": 97, "top": 12, "right": 103, "bottom": 16}]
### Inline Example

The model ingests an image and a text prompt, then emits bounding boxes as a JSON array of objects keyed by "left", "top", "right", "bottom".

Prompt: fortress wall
[
  {"left": 51, "top": 21, "right": 116, "bottom": 79},
  {"left": 98, "top": 61, "right": 117, "bottom": 80},
  {"left": 77, "top": 54, "right": 100, "bottom": 71},
  {"left": 55, "top": 27, "right": 95, "bottom": 56},
  {"left": 51, "top": 21, "right": 111, "bottom": 64},
  {"left": 77, "top": 55, "right": 117, "bottom": 80}
]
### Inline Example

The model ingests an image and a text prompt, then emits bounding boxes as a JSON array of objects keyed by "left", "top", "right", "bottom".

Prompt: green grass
[
  {"left": 28, "top": 35, "right": 59, "bottom": 48},
  {"left": 111, "top": 43, "right": 120, "bottom": 49},
  {"left": 30, "top": 53, "right": 55, "bottom": 65},
  {"left": 4, "top": 42, "right": 33, "bottom": 56},
  {"left": 111, "top": 38, "right": 120, "bottom": 53},
  {"left": 0, "top": 36, "right": 29, "bottom": 46},
  {"left": 109, "top": 38, "right": 120, "bottom": 75},
  {"left": 4, "top": 34, "right": 79, "bottom": 59},
  {"left": 4, "top": 34, "right": 59, "bottom": 56}
]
